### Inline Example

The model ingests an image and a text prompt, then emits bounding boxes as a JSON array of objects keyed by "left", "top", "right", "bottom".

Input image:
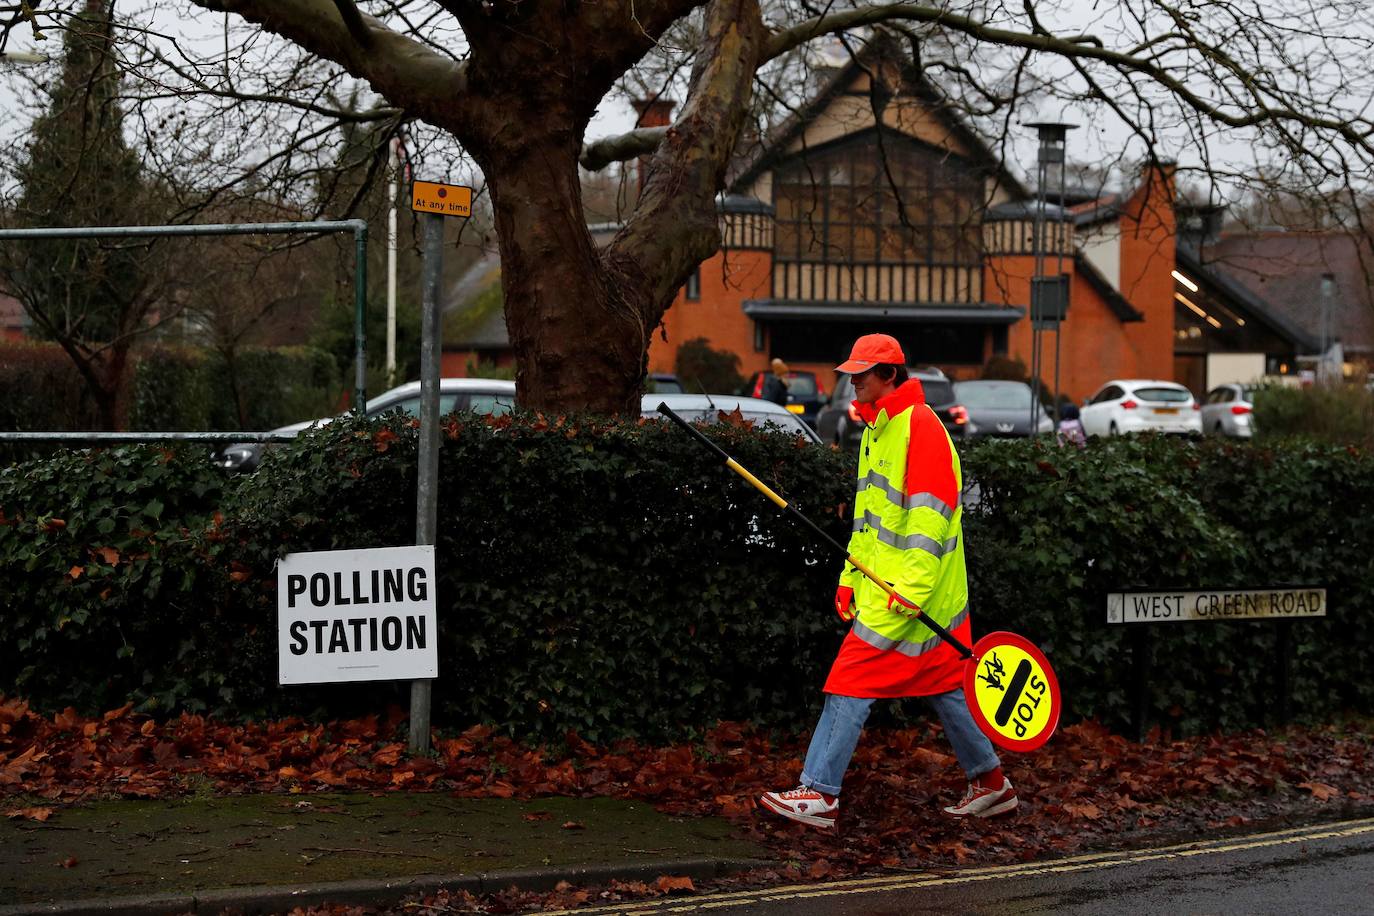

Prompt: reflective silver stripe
[
  {"left": 857, "top": 469, "right": 956, "bottom": 520},
  {"left": 851, "top": 605, "right": 970, "bottom": 657},
  {"left": 854, "top": 510, "right": 959, "bottom": 557}
]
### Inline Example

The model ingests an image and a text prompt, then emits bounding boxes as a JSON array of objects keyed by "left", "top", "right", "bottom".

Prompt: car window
[
  {"left": 648, "top": 377, "right": 684, "bottom": 394},
  {"left": 1092, "top": 385, "right": 1122, "bottom": 404},
  {"left": 467, "top": 392, "right": 515, "bottom": 416},
  {"left": 1133, "top": 386, "right": 1192, "bottom": 403},
  {"left": 1206, "top": 388, "right": 1225, "bottom": 404},
  {"left": 784, "top": 373, "right": 818, "bottom": 397},
  {"left": 919, "top": 379, "right": 955, "bottom": 406},
  {"left": 953, "top": 383, "right": 1033, "bottom": 409},
  {"left": 830, "top": 376, "right": 853, "bottom": 405},
  {"left": 368, "top": 394, "right": 462, "bottom": 418}
]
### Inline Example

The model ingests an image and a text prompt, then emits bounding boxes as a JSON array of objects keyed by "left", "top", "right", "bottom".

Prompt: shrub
[
  {"left": 1252, "top": 383, "right": 1374, "bottom": 448},
  {"left": 674, "top": 337, "right": 744, "bottom": 395},
  {"left": 2, "top": 425, "right": 1371, "bottom": 741}
]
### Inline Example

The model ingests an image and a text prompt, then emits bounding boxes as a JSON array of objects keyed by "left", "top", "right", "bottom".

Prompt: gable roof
[{"left": 728, "top": 35, "right": 1028, "bottom": 199}]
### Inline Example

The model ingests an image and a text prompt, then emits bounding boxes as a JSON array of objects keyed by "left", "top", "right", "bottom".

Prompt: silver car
[
  {"left": 644, "top": 394, "right": 822, "bottom": 444},
  {"left": 1200, "top": 383, "right": 1256, "bottom": 438},
  {"left": 218, "top": 377, "right": 517, "bottom": 472}
]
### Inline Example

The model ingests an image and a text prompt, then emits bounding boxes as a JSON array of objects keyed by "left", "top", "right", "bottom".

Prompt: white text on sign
[
  {"left": 410, "top": 180, "right": 472, "bottom": 217},
  {"left": 1106, "top": 587, "right": 1326, "bottom": 624},
  {"left": 278, "top": 545, "right": 438, "bottom": 685}
]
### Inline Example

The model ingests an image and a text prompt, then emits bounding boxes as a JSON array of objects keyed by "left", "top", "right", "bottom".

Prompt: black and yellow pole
[{"left": 657, "top": 403, "right": 973, "bottom": 660}]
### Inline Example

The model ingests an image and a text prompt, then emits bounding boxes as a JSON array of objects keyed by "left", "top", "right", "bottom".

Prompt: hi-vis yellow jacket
[{"left": 823, "top": 379, "right": 971, "bottom": 698}]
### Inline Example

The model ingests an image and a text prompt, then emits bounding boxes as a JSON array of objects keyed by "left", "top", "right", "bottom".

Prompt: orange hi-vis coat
[{"left": 824, "top": 379, "right": 971, "bottom": 698}]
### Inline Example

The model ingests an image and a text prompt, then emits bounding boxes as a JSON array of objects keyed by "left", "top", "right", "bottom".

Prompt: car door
[
  {"left": 1201, "top": 386, "right": 1228, "bottom": 434},
  {"left": 1080, "top": 385, "right": 1118, "bottom": 436}
]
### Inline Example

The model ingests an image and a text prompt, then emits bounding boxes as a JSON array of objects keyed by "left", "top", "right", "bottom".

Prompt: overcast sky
[{"left": 3, "top": 1, "right": 1372, "bottom": 213}]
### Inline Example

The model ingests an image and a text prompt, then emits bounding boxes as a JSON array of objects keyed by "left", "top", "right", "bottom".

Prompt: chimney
[{"left": 631, "top": 97, "right": 676, "bottom": 195}]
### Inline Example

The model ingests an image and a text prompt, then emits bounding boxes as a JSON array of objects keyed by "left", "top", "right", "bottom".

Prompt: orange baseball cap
[{"left": 835, "top": 333, "right": 905, "bottom": 373}]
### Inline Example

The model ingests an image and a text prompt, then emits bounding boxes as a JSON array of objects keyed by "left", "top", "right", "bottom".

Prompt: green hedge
[
  {"left": 2, "top": 420, "right": 1371, "bottom": 741},
  {"left": 128, "top": 345, "right": 336, "bottom": 432}
]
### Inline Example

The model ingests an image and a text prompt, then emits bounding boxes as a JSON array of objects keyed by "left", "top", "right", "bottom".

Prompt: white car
[
  {"left": 219, "top": 377, "right": 517, "bottom": 471},
  {"left": 1200, "top": 383, "right": 1256, "bottom": 438},
  {"left": 1079, "top": 379, "right": 1201, "bottom": 437}
]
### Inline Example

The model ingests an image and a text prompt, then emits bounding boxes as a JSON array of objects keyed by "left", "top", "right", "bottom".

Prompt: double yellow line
[{"left": 544, "top": 817, "right": 1374, "bottom": 915}]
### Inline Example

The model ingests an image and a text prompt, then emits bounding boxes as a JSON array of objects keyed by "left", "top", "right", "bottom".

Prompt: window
[
  {"left": 685, "top": 267, "right": 700, "bottom": 301},
  {"left": 772, "top": 133, "right": 983, "bottom": 267}
]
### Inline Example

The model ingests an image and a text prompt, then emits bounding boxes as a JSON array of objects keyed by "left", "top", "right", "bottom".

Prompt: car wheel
[
  {"left": 1109, "top": 421, "right": 1119, "bottom": 437},
  {"left": 1214, "top": 422, "right": 1225, "bottom": 436}
]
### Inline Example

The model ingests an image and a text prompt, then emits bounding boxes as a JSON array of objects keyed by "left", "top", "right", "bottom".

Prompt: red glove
[
  {"left": 887, "top": 590, "right": 920, "bottom": 619},
  {"left": 834, "top": 586, "right": 855, "bottom": 622}
]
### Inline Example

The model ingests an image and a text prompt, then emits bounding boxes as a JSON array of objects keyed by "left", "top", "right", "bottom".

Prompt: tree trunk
[{"left": 485, "top": 137, "right": 652, "bottom": 416}]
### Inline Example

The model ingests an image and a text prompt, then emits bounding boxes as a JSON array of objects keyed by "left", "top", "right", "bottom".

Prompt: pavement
[{"left": 0, "top": 791, "right": 770, "bottom": 915}]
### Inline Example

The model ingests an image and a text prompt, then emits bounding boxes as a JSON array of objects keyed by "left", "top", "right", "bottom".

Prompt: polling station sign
[
  {"left": 1106, "top": 587, "right": 1327, "bottom": 624},
  {"left": 278, "top": 545, "right": 438, "bottom": 685}
]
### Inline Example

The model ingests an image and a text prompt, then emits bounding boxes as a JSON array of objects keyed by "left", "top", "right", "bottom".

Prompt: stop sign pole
[{"left": 409, "top": 180, "right": 473, "bottom": 753}]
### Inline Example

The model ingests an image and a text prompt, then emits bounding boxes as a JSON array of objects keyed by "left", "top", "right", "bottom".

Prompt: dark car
[
  {"left": 953, "top": 380, "right": 1054, "bottom": 438},
  {"left": 646, "top": 372, "right": 684, "bottom": 394},
  {"left": 741, "top": 369, "right": 825, "bottom": 429},
  {"left": 816, "top": 367, "right": 969, "bottom": 449}
]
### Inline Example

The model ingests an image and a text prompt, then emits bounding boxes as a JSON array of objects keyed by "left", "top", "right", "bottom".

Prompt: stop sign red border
[{"left": 963, "top": 630, "right": 1062, "bottom": 752}]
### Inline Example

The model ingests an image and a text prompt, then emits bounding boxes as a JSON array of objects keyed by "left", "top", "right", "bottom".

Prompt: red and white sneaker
[
  {"left": 943, "top": 777, "right": 1018, "bottom": 818},
  {"left": 758, "top": 785, "right": 839, "bottom": 830}
]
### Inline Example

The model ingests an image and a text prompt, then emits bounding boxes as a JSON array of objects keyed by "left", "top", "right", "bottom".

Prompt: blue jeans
[{"left": 799, "top": 690, "right": 1000, "bottom": 796}]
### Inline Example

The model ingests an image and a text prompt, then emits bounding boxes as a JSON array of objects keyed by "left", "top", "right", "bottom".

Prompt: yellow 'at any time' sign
[
  {"left": 963, "top": 631, "right": 1061, "bottom": 752},
  {"left": 411, "top": 180, "right": 472, "bottom": 217}
]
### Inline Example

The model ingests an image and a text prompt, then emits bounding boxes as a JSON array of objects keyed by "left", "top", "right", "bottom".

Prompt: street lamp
[{"left": 1025, "top": 120, "right": 1076, "bottom": 434}]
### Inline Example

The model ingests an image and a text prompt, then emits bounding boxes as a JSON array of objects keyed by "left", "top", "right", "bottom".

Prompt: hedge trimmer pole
[{"left": 657, "top": 402, "right": 973, "bottom": 660}]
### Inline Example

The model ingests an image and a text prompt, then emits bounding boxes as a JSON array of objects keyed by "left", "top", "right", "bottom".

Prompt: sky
[{"left": 3, "top": 1, "right": 1372, "bottom": 215}]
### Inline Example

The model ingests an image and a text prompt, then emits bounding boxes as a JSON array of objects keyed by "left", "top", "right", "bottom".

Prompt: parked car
[
  {"left": 816, "top": 367, "right": 970, "bottom": 449},
  {"left": 644, "top": 393, "right": 823, "bottom": 444},
  {"left": 646, "top": 372, "right": 684, "bottom": 394},
  {"left": 741, "top": 369, "right": 825, "bottom": 429},
  {"left": 1200, "top": 383, "right": 1256, "bottom": 438},
  {"left": 953, "top": 380, "right": 1054, "bottom": 438},
  {"left": 218, "top": 378, "right": 517, "bottom": 472},
  {"left": 1079, "top": 379, "right": 1201, "bottom": 437}
]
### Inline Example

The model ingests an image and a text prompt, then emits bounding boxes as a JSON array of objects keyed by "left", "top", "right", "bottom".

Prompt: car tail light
[
  {"left": 1192, "top": 401, "right": 1200, "bottom": 411},
  {"left": 950, "top": 405, "right": 969, "bottom": 425},
  {"left": 1121, "top": 399, "right": 1138, "bottom": 410},
  {"left": 847, "top": 404, "right": 862, "bottom": 423},
  {"left": 1231, "top": 405, "right": 1252, "bottom": 415}
]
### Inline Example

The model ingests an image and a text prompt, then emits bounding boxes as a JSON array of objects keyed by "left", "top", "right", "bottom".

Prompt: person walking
[
  {"left": 758, "top": 333, "right": 1016, "bottom": 831},
  {"left": 759, "top": 357, "right": 792, "bottom": 406}
]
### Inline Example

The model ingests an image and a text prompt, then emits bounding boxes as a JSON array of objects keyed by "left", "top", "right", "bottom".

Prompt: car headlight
[{"left": 219, "top": 445, "right": 260, "bottom": 470}]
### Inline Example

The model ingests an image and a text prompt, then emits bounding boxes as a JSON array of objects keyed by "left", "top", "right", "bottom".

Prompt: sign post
[
  {"left": 1106, "top": 586, "right": 1326, "bottom": 736},
  {"left": 409, "top": 179, "right": 472, "bottom": 753}
]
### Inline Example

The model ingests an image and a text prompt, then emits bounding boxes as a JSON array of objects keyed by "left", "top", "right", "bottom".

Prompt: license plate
[
  {"left": 786, "top": 404, "right": 805, "bottom": 414},
  {"left": 1154, "top": 407, "right": 1178, "bottom": 415}
]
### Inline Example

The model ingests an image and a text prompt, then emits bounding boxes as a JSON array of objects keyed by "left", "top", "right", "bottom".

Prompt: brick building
[{"left": 644, "top": 42, "right": 1311, "bottom": 402}]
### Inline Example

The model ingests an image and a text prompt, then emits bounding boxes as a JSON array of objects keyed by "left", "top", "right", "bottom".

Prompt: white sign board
[
  {"left": 278, "top": 545, "right": 438, "bottom": 684},
  {"left": 1107, "top": 588, "right": 1326, "bottom": 624}
]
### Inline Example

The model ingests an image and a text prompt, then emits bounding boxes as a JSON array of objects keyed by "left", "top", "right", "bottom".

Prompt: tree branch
[
  {"left": 761, "top": 3, "right": 1374, "bottom": 154},
  {"left": 580, "top": 126, "right": 669, "bottom": 171},
  {"left": 330, "top": 0, "right": 373, "bottom": 48},
  {"left": 191, "top": 0, "right": 469, "bottom": 133}
]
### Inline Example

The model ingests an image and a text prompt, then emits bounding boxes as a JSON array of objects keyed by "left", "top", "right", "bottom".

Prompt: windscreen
[
  {"left": 954, "top": 383, "right": 1033, "bottom": 409},
  {"left": 468, "top": 392, "right": 516, "bottom": 415},
  {"left": 920, "top": 380, "right": 955, "bottom": 406},
  {"left": 1134, "top": 387, "right": 1192, "bottom": 403},
  {"left": 785, "top": 373, "right": 818, "bottom": 396}
]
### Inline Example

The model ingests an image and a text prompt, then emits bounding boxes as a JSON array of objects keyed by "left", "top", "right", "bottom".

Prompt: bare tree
[{"left": 5, "top": 0, "right": 1374, "bottom": 413}]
